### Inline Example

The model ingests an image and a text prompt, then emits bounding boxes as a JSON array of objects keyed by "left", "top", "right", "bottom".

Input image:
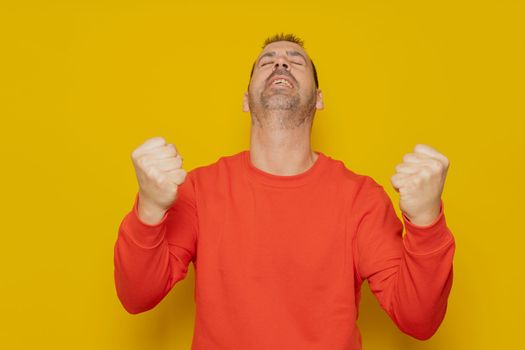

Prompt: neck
[{"left": 249, "top": 110, "right": 318, "bottom": 176}]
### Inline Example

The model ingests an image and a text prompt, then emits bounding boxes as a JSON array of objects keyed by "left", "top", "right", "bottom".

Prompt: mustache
[{"left": 266, "top": 68, "right": 298, "bottom": 86}]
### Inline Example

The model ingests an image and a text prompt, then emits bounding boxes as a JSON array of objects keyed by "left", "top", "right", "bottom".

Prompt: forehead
[{"left": 257, "top": 41, "right": 310, "bottom": 61}]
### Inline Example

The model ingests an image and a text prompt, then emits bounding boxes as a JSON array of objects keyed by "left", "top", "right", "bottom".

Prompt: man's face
[{"left": 243, "top": 41, "right": 323, "bottom": 113}]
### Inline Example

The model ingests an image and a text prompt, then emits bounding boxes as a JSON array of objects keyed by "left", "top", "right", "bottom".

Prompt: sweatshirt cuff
[
  {"left": 121, "top": 192, "right": 169, "bottom": 248},
  {"left": 402, "top": 199, "right": 454, "bottom": 254}
]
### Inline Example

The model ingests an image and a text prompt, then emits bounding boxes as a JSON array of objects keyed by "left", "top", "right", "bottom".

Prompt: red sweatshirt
[{"left": 114, "top": 150, "right": 455, "bottom": 349}]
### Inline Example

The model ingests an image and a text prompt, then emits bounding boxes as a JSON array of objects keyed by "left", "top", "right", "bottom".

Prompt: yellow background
[{"left": 1, "top": 0, "right": 524, "bottom": 349}]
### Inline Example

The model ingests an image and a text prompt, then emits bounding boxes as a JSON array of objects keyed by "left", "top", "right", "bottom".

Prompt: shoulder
[
  {"left": 321, "top": 152, "right": 381, "bottom": 191},
  {"left": 320, "top": 152, "right": 394, "bottom": 215},
  {"left": 187, "top": 150, "right": 245, "bottom": 181}
]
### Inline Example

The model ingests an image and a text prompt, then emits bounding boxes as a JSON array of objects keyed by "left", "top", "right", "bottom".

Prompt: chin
[{"left": 262, "top": 94, "right": 300, "bottom": 110}]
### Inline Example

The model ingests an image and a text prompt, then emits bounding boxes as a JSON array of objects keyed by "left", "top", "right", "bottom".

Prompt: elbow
[
  {"left": 403, "top": 325, "right": 438, "bottom": 341},
  {"left": 117, "top": 291, "right": 159, "bottom": 315},
  {"left": 121, "top": 300, "right": 154, "bottom": 315},
  {"left": 114, "top": 277, "right": 163, "bottom": 315},
  {"left": 390, "top": 300, "right": 447, "bottom": 341},
  {"left": 121, "top": 301, "right": 144, "bottom": 315},
  {"left": 395, "top": 309, "right": 446, "bottom": 341},
  {"left": 113, "top": 266, "right": 170, "bottom": 315}
]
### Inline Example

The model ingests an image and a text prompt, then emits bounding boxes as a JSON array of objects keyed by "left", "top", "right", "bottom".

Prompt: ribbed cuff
[
  {"left": 120, "top": 192, "right": 169, "bottom": 248},
  {"left": 402, "top": 199, "right": 454, "bottom": 254}
]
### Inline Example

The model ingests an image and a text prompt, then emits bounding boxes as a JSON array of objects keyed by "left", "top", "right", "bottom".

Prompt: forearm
[
  {"left": 387, "top": 235, "right": 455, "bottom": 340},
  {"left": 113, "top": 209, "right": 175, "bottom": 314},
  {"left": 383, "top": 208, "right": 456, "bottom": 340}
]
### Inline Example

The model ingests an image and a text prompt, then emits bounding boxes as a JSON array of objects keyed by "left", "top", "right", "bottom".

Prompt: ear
[
  {"left": 242, "top": 91, "right": 250, "bottom": 112},
  {"left": 315, "top": 89, "right": 324, "bottom": 110}
]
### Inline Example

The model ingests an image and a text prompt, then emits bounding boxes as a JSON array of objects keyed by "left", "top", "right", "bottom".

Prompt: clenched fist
[
  {"left": 390, "top": 144, "right": 450, "bottom": 226},
  {"left": 131, "top": 136, "right": 187, "bottom": 225}
]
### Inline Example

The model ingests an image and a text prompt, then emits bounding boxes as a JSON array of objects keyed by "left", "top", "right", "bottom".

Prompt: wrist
[
  {"left": 137, "top": 194, "right": 168, "bottom": 225},
  {"left": 404, "top": 201, "right": 442, "bottom": 226}
]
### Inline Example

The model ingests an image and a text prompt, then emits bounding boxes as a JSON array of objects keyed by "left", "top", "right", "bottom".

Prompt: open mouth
[
  {"left": 268, "top": 76, "right": 294, "bottom": 89},
  {"left": 272, "top": 78, "right": 293, "bottom": 88}
]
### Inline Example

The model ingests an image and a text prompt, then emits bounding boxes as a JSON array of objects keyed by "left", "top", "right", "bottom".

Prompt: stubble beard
[{"left": 249, "top": 89, "right": 317, "bottom": 130}]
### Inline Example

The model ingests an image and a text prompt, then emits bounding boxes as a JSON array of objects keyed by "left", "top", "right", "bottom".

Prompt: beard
[
  {"left": 260, "top": 89, "right": 301, "bottom": 110},
  {"left": 248, "top": 87, "right": 317, "bottom": 130}
]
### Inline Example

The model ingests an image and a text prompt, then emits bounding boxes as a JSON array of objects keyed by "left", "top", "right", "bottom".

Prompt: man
[{"left": 114, "top": 33, "right": 455, "bottom": 349}]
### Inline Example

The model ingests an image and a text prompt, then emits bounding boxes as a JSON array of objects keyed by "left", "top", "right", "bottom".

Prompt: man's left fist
[{"left": 390, "top": 144, "right": 450, "bottom": 226}]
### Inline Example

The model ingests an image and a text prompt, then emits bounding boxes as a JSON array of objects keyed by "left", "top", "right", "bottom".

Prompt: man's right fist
[{"left": 131, "top": 136, "right": 187, "bottom": 224}]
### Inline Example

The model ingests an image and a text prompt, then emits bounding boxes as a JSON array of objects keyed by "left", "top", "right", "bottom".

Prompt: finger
[
  {"left": 149, "top": 156, "right": 183, "bottom": 172},
  {"left": 390, "top": 172, "right": 413, "bottom": 192},
  {"left": 139, "top": 144, "right": 178, "bottom": 159},
  {"left": 414, "top": 144, "right": 449, "bottom": 166},
  {"left": 396, "top": 160, "right": 440, "bottom": 174},
  {"left": 402, "top": 152, "right": 429, "bottom": 164},
  {"left": 164, "top": 168, "right": 187, "bottom": 185},
  {"left": 395, "top": 163, "right": 420, "bottom": 174},
  {"left": 141, "top": 136, "right": 166, "bottom": 151},
  {"left": 133, "top": 138, "right": 167, "bottom": 158}
]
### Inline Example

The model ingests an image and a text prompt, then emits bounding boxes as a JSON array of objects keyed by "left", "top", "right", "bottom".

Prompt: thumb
[{"left": 165, "top": 168, "right": 187, "bottom": 186}]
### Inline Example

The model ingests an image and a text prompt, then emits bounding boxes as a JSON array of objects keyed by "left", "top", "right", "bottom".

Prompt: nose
[
  {"left": 273, "top": 62, "right": 289, "bottom": 70},
  {"left": 273, "top": 56, "right": 291, "bottom": 71}
]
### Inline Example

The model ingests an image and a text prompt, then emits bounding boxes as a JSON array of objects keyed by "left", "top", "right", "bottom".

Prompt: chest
[{"left": 197, "top": 183, "right": 352, "bottom": 287}]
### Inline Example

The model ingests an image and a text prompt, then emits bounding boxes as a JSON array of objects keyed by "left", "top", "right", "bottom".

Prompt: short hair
[
  {"left": 262, "top": 33, "right": 304, "bottom": 48},
  {"left": 249, "top": 33, "right": 319, "bottom": 89}
]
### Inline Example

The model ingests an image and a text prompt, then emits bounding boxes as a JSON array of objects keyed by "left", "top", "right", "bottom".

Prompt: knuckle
[
  {"left": 137, "top": 157, "right": 149, "bottom": 168},
  {"left": 145, "top": 167, "right": 157, "bottom": 178},
  {"left": 429, "top": 160, "right": 442, "bottom": 172},
  {"left": 166, "top": 143, "right": 178, "bottom": 155},
  {"left": 169, "top": 181, "right": 179, "bottom": 192},
  {"left": 151, "top": 136, "right": 165, "bottom": 144},
  {"left": 154, "top": 174, "right": 167, "bottom": 187},
  {"left": 420, "top": 167, "right": 432, "bottom": 178},
  {"left": 175, "top": 170, "right": 187, "bottom": 184}
]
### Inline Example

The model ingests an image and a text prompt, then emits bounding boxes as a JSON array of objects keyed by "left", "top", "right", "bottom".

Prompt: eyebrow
[{"left": 256, "top": 50, "right": 308, "bottom": 65}]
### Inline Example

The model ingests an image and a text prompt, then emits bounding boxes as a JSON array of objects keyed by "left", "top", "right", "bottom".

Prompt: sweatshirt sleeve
[
  {"left": 113, "top": 170, "right": 199, "bottom": 314},
  {"left": 352, "top": 176, "right": 455, "bottom": 340}
]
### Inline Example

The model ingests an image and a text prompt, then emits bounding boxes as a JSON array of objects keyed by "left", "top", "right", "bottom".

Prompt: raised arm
[
  {"left": 352, "top": 144, "right": 455, "bottom": 339},
  {"left": 113, "top": 136, "right": 198, "bottom": 314}
]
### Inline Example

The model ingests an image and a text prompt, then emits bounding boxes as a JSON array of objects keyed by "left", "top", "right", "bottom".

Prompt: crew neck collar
[{"left": 242, "top": 150, "right": 328, "bottom": 188}]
